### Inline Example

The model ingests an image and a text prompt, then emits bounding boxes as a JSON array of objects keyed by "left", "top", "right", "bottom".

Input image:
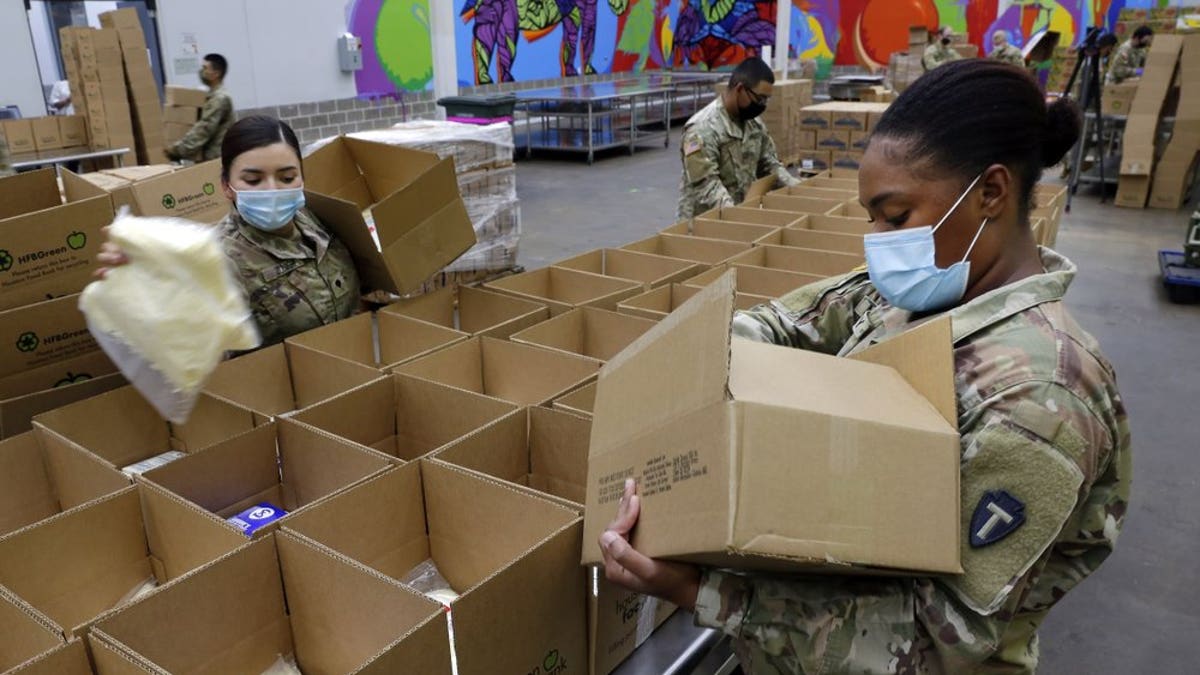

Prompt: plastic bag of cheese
[{"left": 80, "top": 210, "right": 260, "bottom": 423}]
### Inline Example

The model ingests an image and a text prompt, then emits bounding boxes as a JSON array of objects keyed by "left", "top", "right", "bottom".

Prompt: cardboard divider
[
  {"left": 727, "top": 244, "right": 863, "bottom": 278},
  {"left": 381, "top": 284, "right": 550, "bottom": 339},
  {"left": 4, "top": 638, "right": 91, "bottom": 675},
  {"left": 394, "top": 336, "right": 601, "bottom": 406},
  {"left": 0, "top": 590, "right": 64, "bottom": 673},
  {"left": 790, "top": 213, "right": 873, "bottom": 236},
  {"left": 684, "top": 264, "right": 823, "bottom": 299},
  {"left": 483, "top": 267, "right": 644, "bottom": 316},
  {"left": 432, "top": 408, "right": 677, "bottom": 675},
  {"left": 802, "top": 177, "right": 858, "bottom": 190},
  {"left": 824, "top": 200, "right": 871, "bottom": 219},
  {"left": 754, "top": 193, "right": 845, "bottom": 215},
  {"left": 694, "top": 205, "right": 804, "bottom": 228},
  {"left": 0, "top": 484, "right": 246, "bottom": 638},
  {"left": 553, "top": 382, "right": 597, "bottom": 418},
  {"left": 771, "top": 184, "right": 858, "bottom": 202},
  {"left": 141, "top": 420, "right": 392, "bottom": 540},
  {"left": 662, "top": 219, "right": 781, "bottom": 245},
  {"left": 281, "top": 460, "right": 587, "bottom": 675},
  {"left": 285, "top": 311, "right": 468, "bottom": 373},
  {"left": 616, "top": 283, "right": 767, "bottom": 321},
  {"left": 203, "top": 342, "right": 383, "bottom": 420},
  {"left": 0, "top": 430, "right": 130, "bottom": 537},
  {"left": 758, "top": 226, "right": 865, "bottom": 256},
  {"left": 288, "top": 373, "right": 520, "bottom": 461},
  {"left": 619, "top": 234, "right": 751, "bottom": 266},
  {"left": 88, "top": 532, "right": 453, "bottom": 675},
  {"left": 552, "top": 248, "right": 705, "bottom": 290},
  {"left": 32, "top": 386, "right": 258, "bottom": 473},
  {"left": 510, "top": 307, "right": 657, "bottom": 363}
]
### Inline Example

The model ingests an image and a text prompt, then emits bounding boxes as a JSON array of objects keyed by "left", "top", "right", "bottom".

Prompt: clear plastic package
[{"left": 399, "top": 558, "right": 460, "bottom": 607}]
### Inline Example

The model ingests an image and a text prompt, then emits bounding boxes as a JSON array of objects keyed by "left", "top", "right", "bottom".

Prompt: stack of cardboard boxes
[
  {"left": 797, "top": 102, "right": 891, "bottom": 172},
  {"left": 163, "top": 86, "right": 206, "bottom": 148},
  {"left": 887, "top": 26, "right": 929, "bottom": 93},
  {"left": 0, "top": 116, "right": 89, "bottom": 157},
  {"left": 1116, "top": 34, "right": 1185, "bottom": 208},
  {"left": 1149, "top": 33, "right": 1200, "bottom": 209},
  {"left": 59, "top": 26, "right": 136, "bottom": 156},
  {"left": 99, "top": 9, "right": 166, "bottom": 165}
]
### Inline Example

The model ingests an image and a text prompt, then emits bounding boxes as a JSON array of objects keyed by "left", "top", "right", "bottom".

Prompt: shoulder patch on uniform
[
  {"left": 683, "top": 134, "right": 703, "bottom": 156},
  {"left": 969, "top": 490, "right": 1026, "bottom": 548}
]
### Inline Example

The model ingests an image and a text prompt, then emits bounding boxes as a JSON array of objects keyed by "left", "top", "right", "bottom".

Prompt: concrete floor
[{"left": 514, "top": 132, "right": 1200, "bottom": 673}]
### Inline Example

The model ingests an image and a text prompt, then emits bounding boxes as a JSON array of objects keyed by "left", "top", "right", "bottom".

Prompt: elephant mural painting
[{"left": 461, "top": 0, "right": 630, "bottom": 84}]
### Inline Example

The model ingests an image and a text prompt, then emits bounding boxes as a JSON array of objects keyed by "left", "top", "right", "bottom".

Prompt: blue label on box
[{"left": 226, "top": 502, "right": 287, "bottom": 536}]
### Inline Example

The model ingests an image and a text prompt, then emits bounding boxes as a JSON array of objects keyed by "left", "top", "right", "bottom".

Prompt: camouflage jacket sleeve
[
  {"left": 680, "top": 126, "right": 735, "bottom": 214},
  {"left": 756, "top": 130, "right": 801, "bottom": 188},
  {"left": 1107, "top": 43, "right": 1138, "bottom": 83},
  {"left": 731, "top": 271, "right": 873, "bottom": 354},
  {"left": 170, "top": 91, "right": 232, "bottom": 159},
  {"left": 694, "top": 375, "right": 1130, "bottom": 673}
]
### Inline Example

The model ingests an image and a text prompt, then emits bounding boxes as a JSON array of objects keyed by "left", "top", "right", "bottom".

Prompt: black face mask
[
  {"left": 941, "top": 37, "right": 951, "bottom": 45},
  {"left": 739, "top": 101, "right": 766, "bottom": 121}
]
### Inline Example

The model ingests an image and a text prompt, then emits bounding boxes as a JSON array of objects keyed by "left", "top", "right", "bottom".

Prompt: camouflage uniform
[
  {"left": 1105, "top": 39, "right": 1147, "bottom": 84},
  {"left": 0, "top": 133, "right": 12, "bottom": 178},
  {"left": 990, "top": 43, "right": 1026, "bottom": 67},
  {"left": 168, "top": 85, "right": 234, "bottom": 162},
  {"left": 696, "top": 248, "right": 1131, "bottom": 674},
  {"left": 676, "top": 98, "right": 800, "bottom": 221},
  {"left": 922, "top": 42, "right": 961, "bottom": 71},
  {"left": 221, "top": 206, "right": 361, "bottom": 347}
]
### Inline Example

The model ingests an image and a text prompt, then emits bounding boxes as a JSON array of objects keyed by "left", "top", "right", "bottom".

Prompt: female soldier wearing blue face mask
[
  {"left": 98, "top": 116, "right": 361, "bottom": 347},
  {"left": 596, "top": 60, "right": 1131, "bottom": 674}
]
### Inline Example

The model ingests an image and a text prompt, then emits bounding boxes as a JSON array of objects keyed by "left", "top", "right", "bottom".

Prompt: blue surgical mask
[
  {"left": 863, "top": 173, "right": 989, "bottom": 313},
  {"left": 234, "top": 188, "right": 305, "bottom": 232}
]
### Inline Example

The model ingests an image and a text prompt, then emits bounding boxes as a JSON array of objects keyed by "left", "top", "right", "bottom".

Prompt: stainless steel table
[
  {"left": 11, "top": 146, "right": 131, "bottom": 172},
  {"left": 611, "top": 611, "right": 737, "bottom": 675}
]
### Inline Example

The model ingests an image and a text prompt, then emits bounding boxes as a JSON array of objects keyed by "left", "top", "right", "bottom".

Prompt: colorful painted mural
[{"left": 349, "top": 0, "right": 1178, "bottom": 94}]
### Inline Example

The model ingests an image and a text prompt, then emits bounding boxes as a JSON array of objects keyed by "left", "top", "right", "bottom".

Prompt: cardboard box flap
[
  {"left": 743, "top": 175, "right": 776, "bottom": 202},
  {"left": 136, "top": 481, "right": 246, "bottom": 581},
  {"left": 0, "top": 434, "right": 59, "bottom": 536},
  {"left": 7, "top": 637, "right": 92, "bottom": 675},
  {"left": 345, "top": 137, "right": 441, "bottom": 197},
  {"left": 728, "top": 338, "right": 953, "bottom": 434},
  {"left": 205, "top": 344, "right": 296, "bottom": 415},
  {"left": 0, "top": 169, "right": 61, "bottom": 221},
  {"left": 847, "top": 316, "right": 957, "bottom": 426},
  {"left": 0, "top": 590, "right": 64, "bottom": 672},
  {"left": 591, "top": 272, "right": 735, "bottom": 458},
  {"left": 305, "top": 191, "right": 395, "bottom": 293}
]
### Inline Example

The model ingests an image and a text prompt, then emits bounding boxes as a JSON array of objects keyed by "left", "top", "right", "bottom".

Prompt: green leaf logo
[
  {"left": 66, "top": 232, "right": 87, "bottom": 250},
  {"left": 203, "top": 182, "right": 215, "bottom": 195},
  {"left": 16, "top": 332, "right": 39, "bottom": 353},
  {"left": 543, "top": 650, "right": 560, "bottom": 671},
  {"left": 0, "top": 250, "right": 11, "bottom": 272},
  {"left": 162, "top": 193, "right": 177, "bottom": 209}
]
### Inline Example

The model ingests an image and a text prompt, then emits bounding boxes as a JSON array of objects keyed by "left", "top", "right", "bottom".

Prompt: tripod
[{"left": 1064, "top": 34, "right": 1107, "bottom": 212}]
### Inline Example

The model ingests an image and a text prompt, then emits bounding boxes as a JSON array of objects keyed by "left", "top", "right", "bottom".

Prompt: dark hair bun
[{"left": 1042, "top": 98, "right": 1082, "bottom": 168}]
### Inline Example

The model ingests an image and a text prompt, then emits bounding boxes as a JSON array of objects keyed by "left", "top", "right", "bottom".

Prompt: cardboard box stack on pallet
[
  {"left": 0, "top": 116, "right": 89, "bottom": 156},
  {"left": 1116, "top": 34, "right": 1185, "bottom": 208},
  {"left": 887, "top": 26, "right": 929, "bottom": 93},
  {"left": 98, "top": 8, "right": 166, "bottom": 165},
  {"left": 59, "top": 26, "right": 136, "bottom": 156},
  {"left": 797, "top": 102, "right": 890, "bottom": 172},
  {"left": 1150, "top": 33, "right": 1200, "bottom": 209},
  {"left": 715, "top": 79, "right": 814, "bottom": 166},
  {"left": 163, "top": 85, "right": 206, "bottom": 148}
]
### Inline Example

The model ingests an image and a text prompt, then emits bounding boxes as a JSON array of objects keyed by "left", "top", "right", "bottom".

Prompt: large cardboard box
[
  {"left": 0, "top": 371, "right": 127, "bottom": 440},
  {"left": 661, "top": 219, "right": 782, "bottom": 245},
  {"left": 832, "top": 151, "right": 865, "bottom": 170},
  {"left": 289, "top": 373, "right": 519, "bottom": 461},
  {"left": 283, "top": 460, "right": 587, "bottom": 675},
  {"left": 1117, "top": 34, "right": 1184, "bottom": 207},
  {"left": 381, "top": 284, "right": 549, "bottom": 339},
  {"left": 204, "top": 342, "right": 381, "bottom": 420},
  {"left": 0, "top": 170, "right": 112, "bottom": 311},
  {"left": 0, "top": 295, "right": 98, "bottom": 388},
  {"left": 1102, "top": 83, "right": 1139, "bottom": 116},
  {"left": 510, "top": 307, "right": 657, "bottom": 363},
  {"left": 0, "top": 431, "right": 129, "bottom": 536},
  {"left": 142, "top": 421, "right": 392, "bottom": 539},
  {"left": 5, "top": 639, "right": 91, "bottom": 675},
  {"left": 433, "top": 408, "right": 676, "bottom": 675},
  {"left": 32, "top": 386, "right": 257, "bottom": 473},
  {"left": 163, "top": 85, "right": 207, "bottom": 108},
  {"left": 696, "top": 204, "right": 804, "bottom": 228},
  {"left": 395, "top": 336, "right": 601, "bottom": 406},
  {"left": 728, "top": 244, "right": 863, "bottom": 277},
  {"left": 553, "top": 248, "right": 704, "bottom": 290},
  {"left": 683, "top": 262, "right": 823, "bottom": 298},
  {"left": 582, "top": 274, "right": 961, "bottom": 574},
  {"left": 484, "top": 267, "right": 644, "bottom": 316},
  {"left": 0, "top": 590, "right": 65, "bottom": 673},
  {"left": 0, "top": 484, "right": 246, "bottom": 638},
  {"left": 29, "top": 118, "right": 63, "bottom": 152},
  {"left": 796, "top": 150, "right": 832, "bottom": 172},
  {"left": 816, "top": 129, "right": 851, "bottom": 152},
  {"left": 88, "top": 532, "right": 453, "bottom": 675},
  {"left": 754, "top": 193, "right": 845, "bottom": 215},
  {"left": 798, "top": 109, "right": 831, "bottom": 130},
  {"left": 302, "top": 137, "right": 477, "bottom": 294},
  {"left": 620, "top": 234, "right": 751, "bottom": 266},
  {"left": 554, "top": 381, "right": 597, "bottom": 418},
  {"left": 0, "top": 349, "right": 116, "bottom": 403},
  {"left": 56, "top": 116, "right": 88, "bottom": 148},
  {"left": 286, "top": 311, "right": 467, "bottom": 373},
  {"left": 61, "top": 160, "right": 227, "bottom": 223},
  {"left": 616, "top": 283, "right": 766, "bottom": 321},
  {"left": 0, "top": 121, "right": 35, "bottom": 155},
  {"left": 759, "top": 225, "right": 865, "bottom": 255}
]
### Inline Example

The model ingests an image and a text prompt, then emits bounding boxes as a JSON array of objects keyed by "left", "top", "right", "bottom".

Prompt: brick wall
[{"left": 236, "top": 90, "right": 439, "bottom": 145}]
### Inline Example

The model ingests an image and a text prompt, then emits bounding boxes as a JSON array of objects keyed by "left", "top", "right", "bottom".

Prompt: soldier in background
[
  {"left": 167, "top": 53, "right": 235, "bottom": 162},
  {"left": 923, "top": 26, "right": 962, "bottom": 71},
  {"left": 990, "top": 30, "right": 1026, "bottom": 67},
  {"left": 599, "top": 59, "right": 1130, "bottom": 675},
  {"left": 1106, "top": 25, "right": 1154, "bottom": 84},
  {"left": 676, "top": 57, "right": 799, "bottom": 221}
]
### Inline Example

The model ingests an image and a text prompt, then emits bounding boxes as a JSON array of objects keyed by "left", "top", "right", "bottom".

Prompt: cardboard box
[
  {"left": 381, "top": 284, "right": 549, "bottom": 339},
  {"left": 816, "top": 129, "right": 852, "bottom": 151},
  {"left": 694, "top": 204, "right": 804, "bottom": 229},
  {"left": 683, "top": 263, "right": 823, "bottom": 298},
  {"left": 0, "top": 349, "right": 116, "bottom": 402},
  {"left": 282, "top": 460, "right": 587, "bottom": 675},
  {"left": 0, "top": 371, "right": 126, "bottom": 440},
  {"left": 395, "top": 336, "right": 601, "bottom": 406},
  {"left": 796, "top": 150, "right": 831, "bottom": 172},
  {"left": 286, "top": 311, "right": 467, "bottom": 373},
  {"left": 29, "top": 118, "right": 63, "bottom": 152},
  {"left": 582, "top": 273, "right": 961, "bottom": 574},
  {"left": 553, "top": 248, "right": 704, "bottom": 290},
  {"left": 794, "top": 213, "right": 874, "bottom": 235},
  {"left": 1114, "top": 175, "right": 1153, "bottom": 208},
  {"left": 302, "top": 137, "right": 477, "bottom": 294},
  {"left": 32, "top": 386, "right": 257, "bottom": 473},
  {"left": 204, "top": 342, "right": 382, "bottom": 420},
  {"left": 727, "top": 243, "right": 863, "bottom": 277},
  {"left": 760, "top": 226, "right": 865, "bottom": 256},
  {"left": 832, "top": 151, "right": 866, "bottom": 170},
  {"left": 801, "top": 177, "right": 859, "bottom": 190},
  {"left": 0, "top": 484, "right": 246, "bottom": 637},
  {"left": 826, "top": 200, "right": 871, "bottom": 219},
  {"left": 0, "top": 120, "right": 35, "bottom": 155},
  {"left": 484, "top": 267, "right": 644, "bottom": 316},
  {"left": 0, "top": 295, "right": 98, "bottom": 386},
  {"left": 162, "top": 121, "right": 192, "bottom": 145},
  {"left": 88, "top": 532, "right": 453, "bottom": 675},
  {"left": 0, "top": 171, "right": 113, "bottom": 311},
  {"left": 510, "top": 307, "right": 657, "bottom": 363},
  {"left": 62, "top": 160, "right": 227, "bottom": 223},
  {"left": 56, "top": 116, "right": 88, "bottom": 148},
  {"left": 0, "top": 429, "right": 129, "bottom": 536},
  {"left": 0, "top": 590, "right": 66, "bottom": 673},
  {"left": 773, "top": 183, "right": 858, "bottom": 202},
  {"left": 554, "top": 381, "right": 597, "bottom": 417},
  {"left": 98, "top": 7, "right": 142, "bottom": 32},
  {"left": 849, "top": 131, "right": 871, "bottom": 152},
  {"left": 662, "top": 219, "right": 782, "bottom": 245},
  {"left": 163, "top": 85, "right": 207, "bottom": 108},
  {"left": 828, "top": 109, "right": 871, "bottom": 133},
  {"left": 288, "top": 373, "right": 519, "bottom": 461},
  {"left": 161, "top": 105, "right": 199, "bottom": 124},
  {"left": 796, "top": 130, "right": 817, "bottom": 150},
  {"left": 756, "top": 193, "right": 844, "bottom": 215},
  {"left": 616, "top": 283, "right": 767, "bottom": 321},
  {"left": 433, "top": 408, "right": 677, "bottom": 675},
  {"left": 798, "top": 108, "right": 831, "bottom": 130},
  {"left": 142, "top": 420, "right": 392, "bottom": 539},
  {"left": 1102, "top": 83, "right": 1139, "bottom": 116},
  {"left": 6, "top": 639, "right": 92, "bottom": 675},
  {"left": 620, "top": 234, "right": 752, "bottom": 266}
]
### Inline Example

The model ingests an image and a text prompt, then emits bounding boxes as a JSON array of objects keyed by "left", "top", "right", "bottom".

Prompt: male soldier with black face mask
[{"left": 676, "top": 57, "right": 799, "bottom": 221}]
